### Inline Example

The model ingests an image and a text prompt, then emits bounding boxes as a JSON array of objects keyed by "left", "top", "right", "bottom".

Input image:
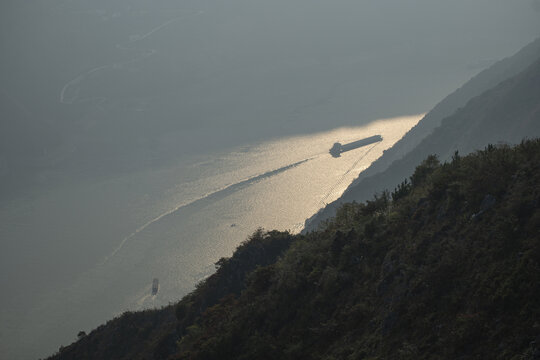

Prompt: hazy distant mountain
[{"left": 304, "top": 37, "right": 540, "bottom": 231}]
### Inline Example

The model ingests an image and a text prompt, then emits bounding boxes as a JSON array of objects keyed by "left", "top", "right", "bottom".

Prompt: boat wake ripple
[{"left": 102, "top": 157, "right": 314, "bottom": 263}]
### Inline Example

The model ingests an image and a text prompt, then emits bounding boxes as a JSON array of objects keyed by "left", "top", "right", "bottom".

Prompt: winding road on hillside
[{"left": 60, "top": 10, "right": 203, "bottom": 105}]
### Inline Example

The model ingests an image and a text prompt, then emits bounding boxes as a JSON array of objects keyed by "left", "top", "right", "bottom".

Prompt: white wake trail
[
  {"left": 102, "top": 195, "right": 201, "bottom": 264},
  {"left": 102, "top": 156, "right": 314, "bottom": 264}
]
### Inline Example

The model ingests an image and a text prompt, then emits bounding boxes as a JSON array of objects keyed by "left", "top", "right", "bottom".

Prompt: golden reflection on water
[
  {"left": 130, "top": 114, "right": 424, "bottom": 312},
  {"left": 224, "top": 114, "right": 424, "bottom": 234},
  {"left": 1, "top": 114, "right": 423, "bottom": 359}
]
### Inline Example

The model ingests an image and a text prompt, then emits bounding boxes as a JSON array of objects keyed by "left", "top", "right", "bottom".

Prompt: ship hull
[{"left": 329, "top": 135, "right": 382, "bottom": 157}]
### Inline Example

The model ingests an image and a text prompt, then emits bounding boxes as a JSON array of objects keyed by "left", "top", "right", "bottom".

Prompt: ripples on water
[{"left": 0, "top": 114, "right": 421, "bottom": 359}]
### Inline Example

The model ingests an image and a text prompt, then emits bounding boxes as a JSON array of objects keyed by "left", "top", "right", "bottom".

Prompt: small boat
[{"left": 151, "top": 278, "right": 159, "bottom": 295}]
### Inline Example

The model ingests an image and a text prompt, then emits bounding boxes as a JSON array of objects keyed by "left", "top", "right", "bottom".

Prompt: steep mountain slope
[
  {"left": 45, "top": 40, "right": 540, "bottom": 360},
  {"left": 364, "top": 37, "right": 540, "bottom": 176},
  {"left": 46, "top": 141, "right": 540, "bottom": 359},
  {"left": 171, "top": 140, "right": 540, "bottom": 360},
  {"left": 46, "top": 307, "right": 178, "bottom": 360},
  {"left": 305, "top": 38, "right": 540, "bottom": 231},
  {"left": 46, "top": 231, "right": 294, "bottom": 360}
]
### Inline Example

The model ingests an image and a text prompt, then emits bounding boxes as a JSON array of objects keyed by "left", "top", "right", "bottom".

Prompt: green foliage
[
  {"left": 48, "top": 139, "right": 540, "bottom": 360},
  {"left": 391, "top": 180, "right": 411, "bottom": 202},
  {"left": 410, "top": 154, "right": 440, "bottom": 187},
  {"left": 47, "top": 307, "right": 179, "bottom": 360},
  {"left": 172, "top": 140, "right": 540, "bottom": 360}
]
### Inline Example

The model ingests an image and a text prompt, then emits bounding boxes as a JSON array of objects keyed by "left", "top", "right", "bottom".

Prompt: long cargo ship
[{"left": 329, "top": 135, "right": 383, "bottom": 158}]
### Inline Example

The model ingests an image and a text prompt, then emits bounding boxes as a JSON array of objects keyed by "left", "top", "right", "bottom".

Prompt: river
[{"left": 0, "top": 115, "right": 421, "bottom": 359}]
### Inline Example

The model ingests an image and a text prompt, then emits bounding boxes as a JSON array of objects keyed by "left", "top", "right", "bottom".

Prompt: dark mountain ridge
[
  {"left": 46, "top": 40, "right": 540, "bottom": 360},
  {"left": 46, "top": 231, "right": 294, "bottom": 360},
  {"left": 304, "top": 37, "right": 540, "bottom": 231},
  {"left": 169, "top": 139, "right": 540, "bottom": 360},
  {"left": 48, "top": 138, "right": 540, "bottom": 360}
]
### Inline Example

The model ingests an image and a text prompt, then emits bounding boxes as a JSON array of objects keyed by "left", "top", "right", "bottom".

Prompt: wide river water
[{"left": 0, "top": 115, "right": 421, "bottom": 359}]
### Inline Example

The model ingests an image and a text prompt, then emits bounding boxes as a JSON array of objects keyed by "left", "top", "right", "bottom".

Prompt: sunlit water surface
[{"left": 0, "top": 114, "right": 421, "bottom": 359}]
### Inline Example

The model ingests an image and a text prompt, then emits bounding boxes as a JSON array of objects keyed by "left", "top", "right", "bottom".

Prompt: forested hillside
[
  {"left": 49, "top": 139, "right": 540, "bottom": 360},
  {"left": 46, "top": 37, "right": 540, "bottom": 360},
  {"left": 170, "top": 140, "right": 540, "bottom": 360}
]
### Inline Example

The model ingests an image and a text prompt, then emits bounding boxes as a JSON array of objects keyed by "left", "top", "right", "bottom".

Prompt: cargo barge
[{"left": 329, "top": 135, "right": 383, "bottom": 158}]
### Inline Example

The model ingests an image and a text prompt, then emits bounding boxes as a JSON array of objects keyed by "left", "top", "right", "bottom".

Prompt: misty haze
[{"left": 1, "top": 0, "right": 539, "bottom": 359}]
